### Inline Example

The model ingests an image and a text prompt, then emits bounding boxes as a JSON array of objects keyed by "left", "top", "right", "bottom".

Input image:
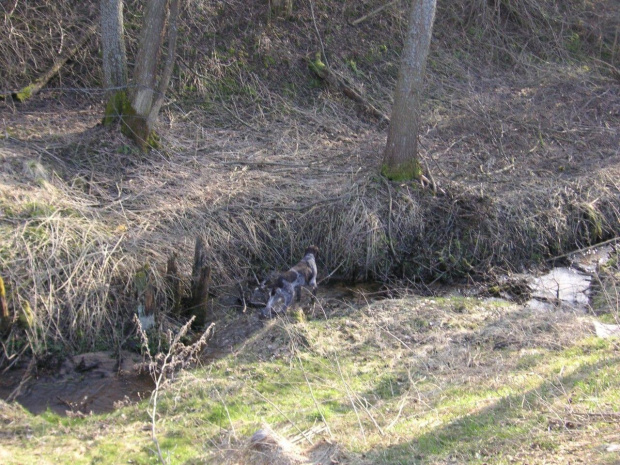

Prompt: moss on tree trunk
[
  {"left": 381, "top": 159, "right": 422, "bottom": 182},
  {"left": 103, "top": 90, "right": 159, "bottom": 151}
]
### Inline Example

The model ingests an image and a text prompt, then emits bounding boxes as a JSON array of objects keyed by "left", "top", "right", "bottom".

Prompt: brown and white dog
[{"left": 260, "top": 245, "right": 319, "bottom": 319}]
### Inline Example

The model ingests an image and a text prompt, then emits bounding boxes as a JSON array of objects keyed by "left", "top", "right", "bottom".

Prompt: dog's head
[{"left": 304, "top": 245, "right": 319, "bottom": 259}]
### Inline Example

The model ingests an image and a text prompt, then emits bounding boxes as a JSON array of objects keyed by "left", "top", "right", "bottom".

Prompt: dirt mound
[{"left": 215, "top": 423, "right": 344, "bottom": 465}]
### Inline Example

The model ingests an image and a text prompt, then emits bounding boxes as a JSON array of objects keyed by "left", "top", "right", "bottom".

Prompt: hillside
[{"left": 0, "top": 0, "right": 619, "bottom": 463}]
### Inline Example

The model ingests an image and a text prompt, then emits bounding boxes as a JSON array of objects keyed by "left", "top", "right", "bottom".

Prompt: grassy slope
[{"left": 1, "top": 294, "right": 619, "bottom": 464}]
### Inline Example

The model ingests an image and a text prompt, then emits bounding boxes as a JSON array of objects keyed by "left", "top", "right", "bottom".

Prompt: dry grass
[{"left": 0, "top": 0, "right": 619, "bottom": 361}]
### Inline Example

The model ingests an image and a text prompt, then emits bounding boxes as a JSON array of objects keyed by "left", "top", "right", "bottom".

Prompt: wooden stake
[
  {"left": 166, "top": 253, "right": 182, "bottom": 316},
  {"left": 0, "top": 276, "right": 11, "bottom": 333},
  {"left": 190, "top": 237, "right": 211, "bottom": 327}
]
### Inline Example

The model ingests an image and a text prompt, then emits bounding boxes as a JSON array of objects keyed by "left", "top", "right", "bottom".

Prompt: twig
[
  {"left": 309, "top": 0, "right": 329, "bottom": 69},
  {"left": 351, "top": 0, "right": 399, "bottom": 26},
  {"left": 545, "top": 237, "right": 619, "bottom": 262},
  {"left": 317, "top": 260, "right": 346, "bottom": 284}
]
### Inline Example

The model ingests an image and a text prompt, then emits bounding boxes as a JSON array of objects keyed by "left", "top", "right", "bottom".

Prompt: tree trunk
[
  {"left": 100, "top": 0, "right": 129, "bottom": 125},
  {"left": 382, "top": 0, "right": 436, "bottom": 181},
  {"left": 125, "top": 0, "right": 168, "bottom": 149},
  {"left": 99, "top": 0, "right": 179, "bottom": 150},
  {"left": 147, "top": 0, "right": 180, "bottom": 129},
  {"left": 119, "top": 0, "right": 180, "bottom": 151},
  {"left": 100, "top": 0, "right": 128, "bottom": 94}
]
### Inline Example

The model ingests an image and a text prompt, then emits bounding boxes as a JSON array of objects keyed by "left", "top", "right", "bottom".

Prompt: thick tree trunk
[
  {"left": 100, "top": 0, "right": 127, "bottom": 93},
  {"left": 121, "top": 0, "right": 180, "bottom": 150},
  {"left": 382, "top": 0, "right": 436, "bottom": 181},
  {"left": 100, "top": 0, "right": 129, "bottom": 125}
]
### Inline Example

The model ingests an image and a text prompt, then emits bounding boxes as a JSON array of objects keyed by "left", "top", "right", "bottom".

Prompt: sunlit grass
[{"left": 1, "top": 293, "right": 619, "bottom": 464}]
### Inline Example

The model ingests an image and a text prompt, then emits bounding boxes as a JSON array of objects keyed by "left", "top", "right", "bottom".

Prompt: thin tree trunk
[
  {"left": 126, "top": 0, "right": 168, "bottom": 149},
  {"left": 382, "top": 0, "right": 436, "bottom": 181},
  {"left": 100, "top": 0, "right": 129, "bottom": 125},
  {"left": 147, "top": 0, "right": 180, "bottom": 128},
  {"left": 100, "top": 0, "right": 127, "bottom": 93},
  {"left": 11, "top": 26, "right": 96, "bottom": 102}
]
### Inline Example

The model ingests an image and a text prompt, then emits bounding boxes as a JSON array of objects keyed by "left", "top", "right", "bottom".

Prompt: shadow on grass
[{"left": 367, "top": 353, "right": 620, "bottom": 464}]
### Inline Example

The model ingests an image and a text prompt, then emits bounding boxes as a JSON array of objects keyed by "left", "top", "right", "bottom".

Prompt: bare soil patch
[{"left": 0, "top": 351, "right": 153, "bottom": 415}]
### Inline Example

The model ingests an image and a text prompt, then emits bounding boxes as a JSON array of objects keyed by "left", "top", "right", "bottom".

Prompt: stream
[{"left": 1, "top": 244, "right": 617, "bottom": 416}]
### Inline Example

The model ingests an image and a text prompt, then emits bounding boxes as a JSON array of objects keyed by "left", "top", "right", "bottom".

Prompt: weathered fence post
[
  {"left": 166, "top": 253, "right": 182, "bottom": 316},
  {"left": 190, "top": 237, "right": 211, "bottom": 327}
]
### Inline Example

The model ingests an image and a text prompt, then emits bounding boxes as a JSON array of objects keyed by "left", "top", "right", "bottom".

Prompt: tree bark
[
  {"left": 147, "top": 0, "right": 180, "bottom": 128},
  {"left": 100, "top": 0, "right": 128, "bottom": 94},
  {"left": 100, "top": 0, "right": 129, "bottom": 125},
  {"left": 382, "top": 0, "right": 436, "bottom": 181},
  {"left": 125, "top": 0, "right": 168, "bottom": 149}
]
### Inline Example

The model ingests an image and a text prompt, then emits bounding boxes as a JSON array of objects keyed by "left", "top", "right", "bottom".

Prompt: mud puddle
[{"left": 0, "top": 351, "right": 153, "bottom": 416}]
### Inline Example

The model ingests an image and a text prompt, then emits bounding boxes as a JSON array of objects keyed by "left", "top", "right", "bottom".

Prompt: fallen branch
[
  {"left": 307, "top": 55, "right": 390, "bottom": 122},
  {"left": 351, "top": 0, "right": 399, "bottom": 26},
  {"left": 9, "top": 25, "right": 96, "bottom": 102}
]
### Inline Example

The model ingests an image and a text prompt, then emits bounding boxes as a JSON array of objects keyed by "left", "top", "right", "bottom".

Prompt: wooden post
[
  {"left": 190, "top": 237, "right": 211, "bottom": 327},
  {"left": 135, "top": 265, "right": 156, "bottom": 330},
  {"left": 0, "top": 276, "right": 11, "bottom": 333},
  {"left": 166, "top": 253, "right": 182, "bottom": 316}
]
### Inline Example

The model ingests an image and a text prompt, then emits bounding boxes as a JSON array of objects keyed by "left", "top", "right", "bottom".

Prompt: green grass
[{"left": 1, "top": 296, "right": 619, "bottom": 464}]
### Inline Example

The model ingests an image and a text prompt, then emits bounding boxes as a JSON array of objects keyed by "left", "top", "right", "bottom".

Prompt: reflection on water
[{"left": 527, "top": 267, "right": 591, "bottom": 310}]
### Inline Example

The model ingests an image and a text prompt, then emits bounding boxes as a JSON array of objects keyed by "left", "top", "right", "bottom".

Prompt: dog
[{"left": 260, "top": 245, "right": 319, "bottom": 319}]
